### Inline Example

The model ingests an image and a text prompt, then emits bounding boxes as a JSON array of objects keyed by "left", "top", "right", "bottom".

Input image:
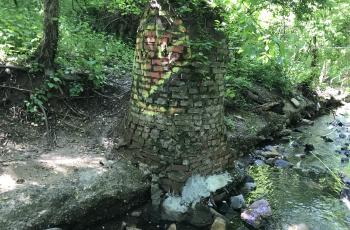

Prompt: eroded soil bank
[{"left": 0, "top": 71, "right": 347, "bottom": 229}]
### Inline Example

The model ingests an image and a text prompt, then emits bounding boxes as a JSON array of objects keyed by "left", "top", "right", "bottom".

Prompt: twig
[
  {"left": 310, "top": 151, "right": 344, "bottom": 185},
  {"left": 92, "top": 89, "right": 115, "bottom": 99},
  {"left": 38, "top": 104, "right": 56, "bottom": 148},
  {"left": 63, "top": 100, "right": 87, "bottom": 118},
  {"left": 0, "top": 84, "right": 32, "bottom": 92}
]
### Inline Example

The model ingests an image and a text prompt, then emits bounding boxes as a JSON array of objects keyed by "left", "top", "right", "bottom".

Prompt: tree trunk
[{"left": 37, "top": 0, "right": 59, "bottom": 75}]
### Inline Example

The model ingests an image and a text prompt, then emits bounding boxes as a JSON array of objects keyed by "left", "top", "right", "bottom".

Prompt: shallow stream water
[
  {"left": 91, "top": 103, "right": 350, "bottom": 230},
  {"left": 232, "top": 103, "right": 350, "bottom": 230}
]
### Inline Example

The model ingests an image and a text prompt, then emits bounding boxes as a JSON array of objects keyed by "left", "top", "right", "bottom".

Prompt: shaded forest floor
[{"left": 0, "top": 71, "right": 132, "bottom": 194}]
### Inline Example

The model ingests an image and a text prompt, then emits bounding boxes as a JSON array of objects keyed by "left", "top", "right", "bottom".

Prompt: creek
[{"left": 231, "top": 103, "right": 350, "bottom": 229}]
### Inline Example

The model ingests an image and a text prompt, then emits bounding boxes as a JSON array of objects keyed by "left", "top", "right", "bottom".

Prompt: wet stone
[
  {"left": 304, "top": 144, "right": 315, "bottom": 153},
  {"left": 274, "top": 159, "right": 293, "bottom": 168},
  {"left": 341, "top": 157, "right": 349, "bottom": 164},
  {"left": 254, "top": 159, "right": 265, "bottom": 166},
  {"left": 240, "top": 182, "right": 257, "bottom": 194},
  {"left": 240, "top": 199, "right": 272, "bottom": 229},
  {"left": 230, "top": 194, "right": 246, "bottom": 210}
]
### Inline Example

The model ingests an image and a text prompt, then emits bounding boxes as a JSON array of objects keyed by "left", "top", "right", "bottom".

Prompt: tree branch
[{"left": 0, "top": 65, "right": 27, "bottom": 71}]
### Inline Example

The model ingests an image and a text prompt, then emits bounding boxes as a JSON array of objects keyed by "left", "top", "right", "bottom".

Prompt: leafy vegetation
[{"left": 0, "top": 0, "right": 349, "bottom": 113}]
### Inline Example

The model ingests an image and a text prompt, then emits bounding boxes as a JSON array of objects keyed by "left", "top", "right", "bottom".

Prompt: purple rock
[{"left": 241, "top": 199, "right": 272, "bottom": 228}]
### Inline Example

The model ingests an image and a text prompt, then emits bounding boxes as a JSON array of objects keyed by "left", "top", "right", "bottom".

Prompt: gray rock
[
  {"left": 290, "top": 98, "right": 300, "bottom": 108},
  {"left": 230, "top": 194, "right": 246, "bottom": 210},
  {"left": 210, "top": 217, "right": 226, "bottom": 230},
  {"left": 254, "top": 160, "right": 265, "bottom": 166},
  {"left": 274, "top": 159, "right": 293, "bottom": 168},
  {"left": 260, "top": 148, "right": 280, "bottom": 158},
  {"left": 241, "top": 199, "right": 272, "bottom": 228},
  {"left": 265, "top": 158, "right": 276, "bottom": 165},
  {"left": 0, "top": 161, "right": 150, "bottom": 230},
  {"left": 340, "top": 133, "right": 347, "bottom": 139}
]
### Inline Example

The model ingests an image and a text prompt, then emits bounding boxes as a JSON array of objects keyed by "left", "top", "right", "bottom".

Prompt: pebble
[{"left": 339, "top": 133, "right": 347, "bottom": 139}]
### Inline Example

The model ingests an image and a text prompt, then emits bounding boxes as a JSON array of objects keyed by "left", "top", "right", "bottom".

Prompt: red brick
[
  {"left": 152, "top": 59, "right": 162, "bottom": 65},
  {"left": 144, "top": 31, "right": 156, "bottom": 37},
  {"left": 144, "top": 43, "right": 156, "bottom": 51},
  {"left": 142, "top": 63, "right": 152, "bottom": 70},
  {"left": 153, "top": 65, "right": 163, "bottom": 72},
  {"left": 150, "top": 71, "right": 160, "bottom": 78}
]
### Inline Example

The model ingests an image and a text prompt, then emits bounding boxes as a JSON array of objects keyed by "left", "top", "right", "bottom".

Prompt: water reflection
[{"left": 241, "top": 104, "right": 350, "bottom": 230}]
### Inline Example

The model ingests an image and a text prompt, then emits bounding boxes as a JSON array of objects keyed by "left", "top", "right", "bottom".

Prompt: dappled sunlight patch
[
  {"left": 0, "top": 174, "right": 17, "bottom": 193},
  {"left": 0, "top": 46, "right": 7, "bottom": 62},
  {"left": 38, "top": 155, "right": 105, "bottom": 175}
]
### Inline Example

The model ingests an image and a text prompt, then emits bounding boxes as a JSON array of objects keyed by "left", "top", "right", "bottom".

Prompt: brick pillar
[{"left": 125, "top": 1, "right": 231, "bottom": 192}]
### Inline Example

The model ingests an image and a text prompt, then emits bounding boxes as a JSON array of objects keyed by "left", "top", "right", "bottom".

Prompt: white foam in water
[
  {"left": 163, "top": 196, "right": 188, "bottom": 214},
  {"left": 205, "top": 172, "right": 233, "bottom": 192},
  {"left": 182, "top": 175, "right": 210, "bottom": 205},
  {"left": 163, "top": 172, "right": 232, "bottom": 214}
]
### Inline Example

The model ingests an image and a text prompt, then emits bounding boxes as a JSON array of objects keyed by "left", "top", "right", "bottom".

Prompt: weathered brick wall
[{"left": 124, "top": 1, "right": 232, "bottom": 192}]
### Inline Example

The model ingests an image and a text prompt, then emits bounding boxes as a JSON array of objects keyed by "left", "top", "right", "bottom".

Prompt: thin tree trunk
[
  {"left": 37, "top": 0, "right": 59, "bottom": 76},
  {"left": 310, "top": 35, "right": 318, "bottom": 80}
]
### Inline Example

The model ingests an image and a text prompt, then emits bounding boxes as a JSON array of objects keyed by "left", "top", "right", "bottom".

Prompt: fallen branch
[
  {"left": 0, "top": 64, "right": 27, "bottom": 71},
  {"left": 256, "top": 101, "right": 281, "bottom": 111}
]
